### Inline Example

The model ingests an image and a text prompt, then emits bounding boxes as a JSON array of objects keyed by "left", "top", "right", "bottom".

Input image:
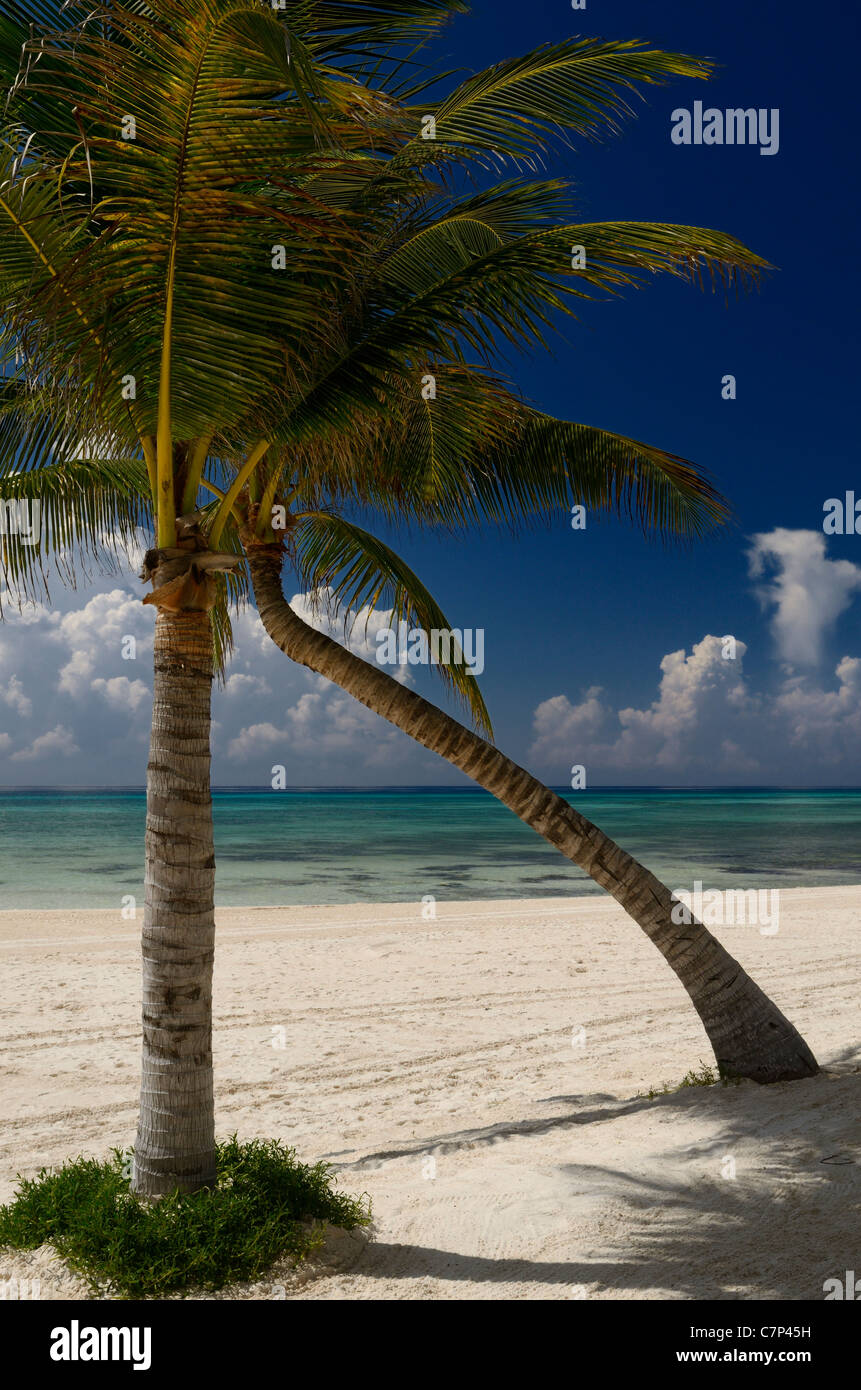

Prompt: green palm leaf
[
  {"left": 0, "top": 455, "right": 151, "bottom": 611},
  {"left": 394, "top": 38, "right": 712, "bottom": 165},
  {"left": 275, "top": 219, "right": 768, "bottom": 443},
  {"left": 292, "top": 511, "right": 493, "bottom": 733},
  {"left": 328, "top": 371, "right": 730, "bottom": 539}
]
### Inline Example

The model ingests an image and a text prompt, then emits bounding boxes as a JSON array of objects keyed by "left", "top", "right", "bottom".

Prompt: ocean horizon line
[{"left": 2, "top": 784, "right": 861, "bottom": 795}]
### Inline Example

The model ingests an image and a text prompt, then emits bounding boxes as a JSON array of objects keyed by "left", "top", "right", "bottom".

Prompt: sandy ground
[{"left": 0, "top": 888, "right": 858, "bottom": 1301}]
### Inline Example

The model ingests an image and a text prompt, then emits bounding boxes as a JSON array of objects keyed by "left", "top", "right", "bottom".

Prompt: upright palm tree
[{"left": 0, "top": 1, "right": 816, "bottom": 1196}]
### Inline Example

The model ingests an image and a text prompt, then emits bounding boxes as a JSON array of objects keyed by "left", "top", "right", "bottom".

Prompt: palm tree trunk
[
  {"left": 133, "top": 605, "right": 217, "bottom": 1196},
  {"left": 246, "top": 539, "right": 817, "bottom": 1085}
]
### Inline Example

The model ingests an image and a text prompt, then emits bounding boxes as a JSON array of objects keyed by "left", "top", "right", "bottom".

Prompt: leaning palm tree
[
  {"left": 0, "top": 0, "right": 816, "bottom": 1197},
  {"left": 226, "top": 21, "right": 820, "bottom": 1085}
]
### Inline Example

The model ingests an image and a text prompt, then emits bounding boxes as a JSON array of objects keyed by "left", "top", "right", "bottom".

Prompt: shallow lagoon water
[{"left": 1, "top": 787, "right": 859, "bottom": 910}]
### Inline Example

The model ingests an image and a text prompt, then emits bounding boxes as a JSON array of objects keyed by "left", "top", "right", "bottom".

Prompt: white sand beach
[{"left": 0, "top": 888, "right": 858, "bottom": 1300}]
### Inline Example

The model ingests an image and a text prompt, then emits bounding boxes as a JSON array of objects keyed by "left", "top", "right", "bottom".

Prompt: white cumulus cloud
[
  {"left": 11, "top": 724, "right": 79, "bottom": 762},
  {"left": 0, "top": 674, "right": 32, "bottom": 718},
  {"left": 91, "top": 676, "right": 150, "bottom": 712},
  {"left": 748, "top": 528, "right": 861, "bottom": 667},
  {"left": 532, "top": 636, "right": 754, "bottom": 773}
]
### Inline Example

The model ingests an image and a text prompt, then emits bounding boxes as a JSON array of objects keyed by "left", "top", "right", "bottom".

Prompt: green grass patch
[
  {"left": 638, "top": 1060, "right": 743, "bottom": 1100},
  {"left": 0, "top": 1136, "right": 371, "bottom": 1299}
]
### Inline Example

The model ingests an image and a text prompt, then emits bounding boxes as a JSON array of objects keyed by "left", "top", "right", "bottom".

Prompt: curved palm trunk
[
  {"left": 133, "top": 606, "right": 217, "bottom": 1196},
  {"left": 247, "top": 540, "right": 817, "bottom": 1085}
]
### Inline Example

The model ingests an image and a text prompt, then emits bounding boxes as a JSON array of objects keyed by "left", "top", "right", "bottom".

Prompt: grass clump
[
  {"left": 639, "top": 1060, "right": 743, "bottom": 1100},
  {"left": 679, "top": 1061, "right": 721, "bottom": 1089},
  {"left": 0, "top": 1136, "right": 371, "bottom": 1299}
]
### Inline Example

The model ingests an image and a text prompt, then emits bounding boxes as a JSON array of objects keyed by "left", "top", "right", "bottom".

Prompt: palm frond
[
  {"left": 0, "top": 455, "right": 151, "bottom": 611},
  {"left": 305, "top": 0, "right": 468, "bottom": 62},
  {"left": 292, "top": 510, "right": 492, "bottom": 734},
  {"left": 276, "top": 216, "right": 768, "bottom": 444},
  {"left": 393, "top": 38, "right": 712, "bottom": 166}
]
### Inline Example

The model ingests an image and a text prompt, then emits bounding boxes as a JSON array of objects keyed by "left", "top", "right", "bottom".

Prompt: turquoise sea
[{"left": 0, "top": 788, "right": 860, "bottom": 910}]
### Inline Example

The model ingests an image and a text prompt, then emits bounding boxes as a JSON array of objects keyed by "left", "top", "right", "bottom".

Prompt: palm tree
[
  {"left": 0, "top": 1, "right": 816, "bottom": 1196},
  {"left": 247, "top": 549, "right": 819, "bottom": 1087},
  {"left": 1, "top": 0, "right": 369, "bottom": 1195}
]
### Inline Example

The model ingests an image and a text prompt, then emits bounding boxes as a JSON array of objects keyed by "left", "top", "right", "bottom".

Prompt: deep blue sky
[
  {"left": 361, "top": 0, "right": 861, "bottom": 769},
  {"left": 2, "top": 0, "right": 860, "bottom": 787}
]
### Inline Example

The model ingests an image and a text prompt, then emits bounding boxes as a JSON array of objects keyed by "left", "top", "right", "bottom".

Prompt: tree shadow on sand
[{"left": 336, "top": 1068, "right": 860, "bottom": 1299}]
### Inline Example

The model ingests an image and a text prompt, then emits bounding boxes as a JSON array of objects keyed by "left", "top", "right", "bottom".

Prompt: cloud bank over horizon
[
  {"left": 529, "top": 529, "right": 861, "bottom": 786},
  {"left": 1, "top": 528, "right": 860, "bottom": 787}
]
